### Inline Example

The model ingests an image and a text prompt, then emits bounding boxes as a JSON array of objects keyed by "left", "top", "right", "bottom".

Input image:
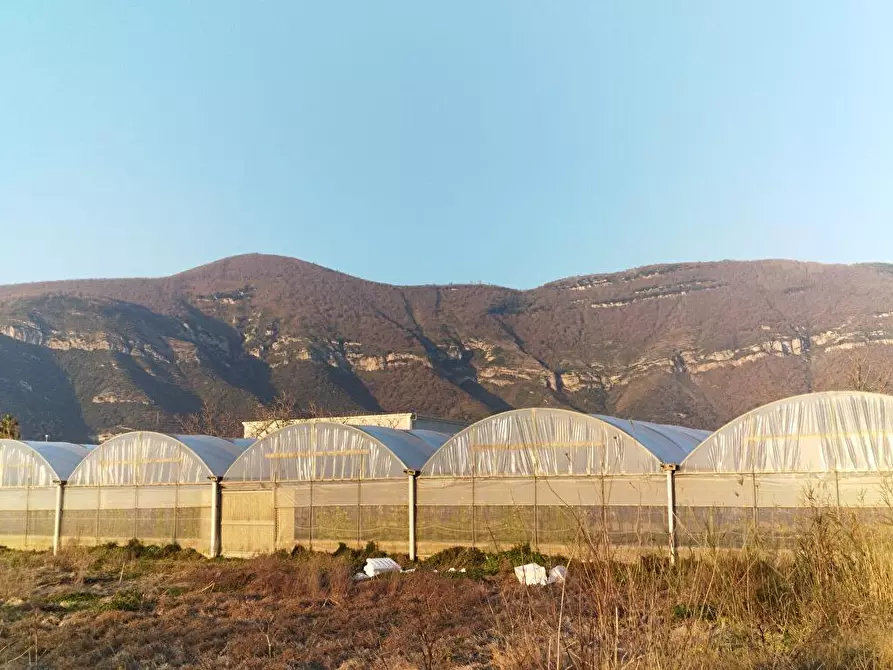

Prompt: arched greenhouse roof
[
  {"left": 67, "top": 432, "right": 249, "bottom": 486},
  {"left": 0, "top": 440, "right": 90, "bottom": 487},
  {"left": 224, "top": 422, "right": 448, "bottom": 482},
  {"left": 681, "top": 391, "right": 893, "bottom": 473},
  {"left": 594, "top": 416, "right": 710, "bottom": 464},
  {"left": 420, "top": 408, "right": 707, "bottom": 477},
  {"left": 226, "top": 438, "right": 256, "bottom": 450}
]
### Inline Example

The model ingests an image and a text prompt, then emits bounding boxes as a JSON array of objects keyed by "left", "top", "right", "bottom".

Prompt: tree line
[{"left": 176, "top": 391, "right": 330, "bottom": 439}]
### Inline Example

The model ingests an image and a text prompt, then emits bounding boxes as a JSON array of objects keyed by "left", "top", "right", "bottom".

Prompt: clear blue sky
[{"left": 1, "top": 2, "right": 891, "bottom": 289}]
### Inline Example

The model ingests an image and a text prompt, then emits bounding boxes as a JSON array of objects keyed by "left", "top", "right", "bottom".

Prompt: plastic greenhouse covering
[
  {"left": 5, "top": 396, "right": 891, "bottom": 558},
  {"left": 594, "top": 416, "right": 710, "bottom": 465},
  {"left": 681, "top": 391, "right": 893, "bottom": 473},
  {"left": 224, "top": 423, "right": 447, "bottom": 482},
  {"left": 413, "top": 409, "right": 708, "bottom": 555},
  {"left": 0, "top": 441, "right": 90, "bottom": 551},
  {"left": 0, "top": 440, "right": 89, "bottom": 487},
  {"left": 675, "top": 392, "right": 893, "bottom": 550},
  {"left": 59, "top": 433, "right": 244, "bottom": 554},
  {"left": 67, "top": 433, "right": 248, "bottom": 486},
  {"left": 219, "top": 424, "right": 448, "bottom": 556},
  {"left": 421, "top": 408, "right": 707, "bottom": 477}
]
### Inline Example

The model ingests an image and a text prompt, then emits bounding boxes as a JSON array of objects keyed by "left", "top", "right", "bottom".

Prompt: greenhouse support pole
[
  {"left": 209, "top": 477, "right": 222, "bottom": 558},
  {"left": 52, "top": 480, "right": 66, "bottom": 556},
  {"left": 662, "top": 464, "right": 678, "bottom": 566},
  {"left": 471, "top": 475, "right": 477, "bottom": 548},
  {"left": 309, "top": 480, "right": 314, "bottom": 550},
  {"left": 405, "top": 470, "right": 419, "bottom": 561}
]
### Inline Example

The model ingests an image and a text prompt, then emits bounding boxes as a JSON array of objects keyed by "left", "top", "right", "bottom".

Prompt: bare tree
[
  {"left": 246, "top": 392, "right": 333, "bottom": 438},
  {"left": 0, "top": 413, "right": 21, "bottom": 440},
  {"left": 176, "top": 399, "right": 244, "bottom": 438},
  {"left": 845, "top": 349, "right": 893, "bottom": 394},
  {"left": 244, "top": 391, "right": 409, "bottom": 438}
]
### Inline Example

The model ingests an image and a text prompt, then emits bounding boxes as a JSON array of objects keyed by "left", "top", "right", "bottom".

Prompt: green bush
[
  {"left": 98, "top": 588, "right": 145, "bottom": 612},
  {"left": 423, "top": 544, "right": 565, "bottom": 579},
  {"left": 47, "top": 592, "right": 101, "bottom": 611},
  {"left": 332, "top": 541, "right": 389, "bottom": 568}
]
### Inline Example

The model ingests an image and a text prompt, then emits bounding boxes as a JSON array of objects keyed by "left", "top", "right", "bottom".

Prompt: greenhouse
[
  {"left": 675, "top": 391, "right": 893, "bottom": 549},
  {"left": 0, "top": 440, "right": 90, "bottom": 551},
  {"left": 61, "top": 432, "right": 247, "bottom": 555},
  {"left": 417, "top": 408, "right": 709, "bottom": 556},
  {"left": 220, "top": 422, "right": 447, "bottom": 557}
]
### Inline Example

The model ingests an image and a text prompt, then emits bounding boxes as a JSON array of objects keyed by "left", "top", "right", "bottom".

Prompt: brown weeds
[
  {"left": 0, "top": 508, "right": 892, "bottom": 668},
  {"left": 488, "top": 508, "right": 893, "bottom": 670}
]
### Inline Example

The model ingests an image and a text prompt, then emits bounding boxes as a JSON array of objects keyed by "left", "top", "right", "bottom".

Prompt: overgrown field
[{"left": 2, "top": 510, "right": 893, "bottom": 669}]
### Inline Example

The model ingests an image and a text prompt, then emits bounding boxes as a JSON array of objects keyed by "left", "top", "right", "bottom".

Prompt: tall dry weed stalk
[{"left": 489, "top": 503, "right": 893, "bottom": 670}]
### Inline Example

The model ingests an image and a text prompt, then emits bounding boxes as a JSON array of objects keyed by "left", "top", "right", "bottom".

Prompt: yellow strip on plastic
[
  {"left": 746, "top": 431, "right": 893, "bottom": 442},
  {"left": 100, "top": 458, "right": 183, "bottom": 465},
  {"left": 0, "top": 463, "right": 33, "bottom": 470},
  {"left": 471, "top": 442, "right": 604, "bottom": 451},
  {"left": 265, "top": 450, "right": 370, "bottom": 459}
]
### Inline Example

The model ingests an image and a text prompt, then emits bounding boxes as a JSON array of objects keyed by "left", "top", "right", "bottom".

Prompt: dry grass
[
  {"left": 489, "top": 509, "right": 893, "bottom": 670},
  {"left": 0, "top": 509, "right": 892, "bottom": 669}
]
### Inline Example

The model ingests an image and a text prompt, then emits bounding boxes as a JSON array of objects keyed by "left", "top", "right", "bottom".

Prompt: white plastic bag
[
  {"left": 514, "top": 563, "right": 548, "bottom": 586},
  {"left": 364, "top": 557, "right": 402, "bottom": 577},
  {"left": 547, "top": 565, "right": 567, "bottom": 584}
]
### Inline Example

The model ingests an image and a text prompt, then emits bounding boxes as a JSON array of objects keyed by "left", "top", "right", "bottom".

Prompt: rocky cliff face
[{"left": 1, "top": 255, "right": 891, "bottom": 441}]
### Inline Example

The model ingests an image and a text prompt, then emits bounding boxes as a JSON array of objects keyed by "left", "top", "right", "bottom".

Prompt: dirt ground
[
  {"left": 0, "top": 544, "right": 537, "bottom": 669},
  {"left": 2, "top": 525, "right": 893, "bottom": 670}
]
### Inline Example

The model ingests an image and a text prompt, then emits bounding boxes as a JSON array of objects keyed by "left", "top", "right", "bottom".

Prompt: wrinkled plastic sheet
[
  {"left": 675, "top": 467, "right": 893, "bottom": 549},
  {"left": 60, "top": 504, "right": 211, "bottom": 550},
  {"left": 415, "top": 475, "right": 669, "bottom": 552},
  {"left": 0, "top": 487, "right": 56, "bottom": 549},
  {"left": 512, "top": 563, "right": 567, "bottom": 586},
  {"left": 421, "top": 409, "right": 704, "bottom": 477},
  {"left": 68, "top": 432, "right": 243, "bottom": 485},
  {"left": 364, "top": 557, "right": 401, "bottom": 577},
  {"left": 0, "top": 440, "right": 88, "bottom": 487},
  {"left": 219, "top": 479, "right": 411, "bottom": 555},
  {"left": 225, "top": 423, "right": 444, "bottom": 482},
  {"left": 594, "top": 416, "right": 709, "bottom": 464},
  {"left": 515, "top": 563, "right": 548, "bottom": 585},
  {"left": 682, "top": 392, "right": 893, "bottom": 473}
]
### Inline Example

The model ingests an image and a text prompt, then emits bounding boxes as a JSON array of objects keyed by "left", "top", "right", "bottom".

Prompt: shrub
[
  {"left": 98, "top": 588, "right": 146, "bottom": 612},
  {"left": 47, "top": 591, "right": 101, "bottom": 611}
]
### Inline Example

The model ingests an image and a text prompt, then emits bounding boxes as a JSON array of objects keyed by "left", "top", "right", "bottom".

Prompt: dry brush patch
[
  {"left": 0, "top": 545, "right": 502, "bottom": 669},
  {"left": 487, "top": 510, "right": 893, "bottom": 670},
  {"left": 1, "top": 511, "right": 893, "bottom": 669}
]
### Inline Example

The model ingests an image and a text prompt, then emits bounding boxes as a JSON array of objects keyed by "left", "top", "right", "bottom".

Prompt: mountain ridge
[{"left": 1, "top": 254, "right": 891, "bottom": 441}]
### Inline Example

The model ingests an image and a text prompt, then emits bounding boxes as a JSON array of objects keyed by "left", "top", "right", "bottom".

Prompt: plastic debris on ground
[
  {"left": 514, "top": 563, "right": 568, "bottom": 586},
  {"left": 514, "top": 563, "right": 548, "bottom": 586},
  {"left": 363, "top": 557, "right": 402, "bottom": 578},
  {"left": 547, "top": 565, "right": 567, "bottom": 584},
  {"left": 352, "top": 572, "right": 371, "bottom": 582}
]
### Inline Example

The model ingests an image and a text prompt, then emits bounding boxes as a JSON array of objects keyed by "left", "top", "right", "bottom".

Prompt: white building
[{"left": 242, "top": 412, "right": 467, "bottom": 439}]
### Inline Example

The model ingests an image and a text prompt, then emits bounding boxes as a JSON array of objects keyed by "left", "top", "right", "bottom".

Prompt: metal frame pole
[
  {"left": 53, "top": 480, "right": 66, "bottom": 556},
  {"left": 406, "top": 469, "right": 419, "bottom": 561},
  {"left": 209, "top": 477, "right": 222, "bottom": 558},
  {"left": 662, "top": 464, "right": 678, "bottom": 565}
]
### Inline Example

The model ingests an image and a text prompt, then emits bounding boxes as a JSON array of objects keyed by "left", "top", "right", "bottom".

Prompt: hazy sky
[{"left": 1, "top": 2, "right": 891, "bottom": 289}]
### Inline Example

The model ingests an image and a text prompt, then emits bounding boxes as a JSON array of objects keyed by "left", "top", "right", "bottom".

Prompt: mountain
[{"left": 1, "top": 254, "right": 892, "bottom": 441}]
